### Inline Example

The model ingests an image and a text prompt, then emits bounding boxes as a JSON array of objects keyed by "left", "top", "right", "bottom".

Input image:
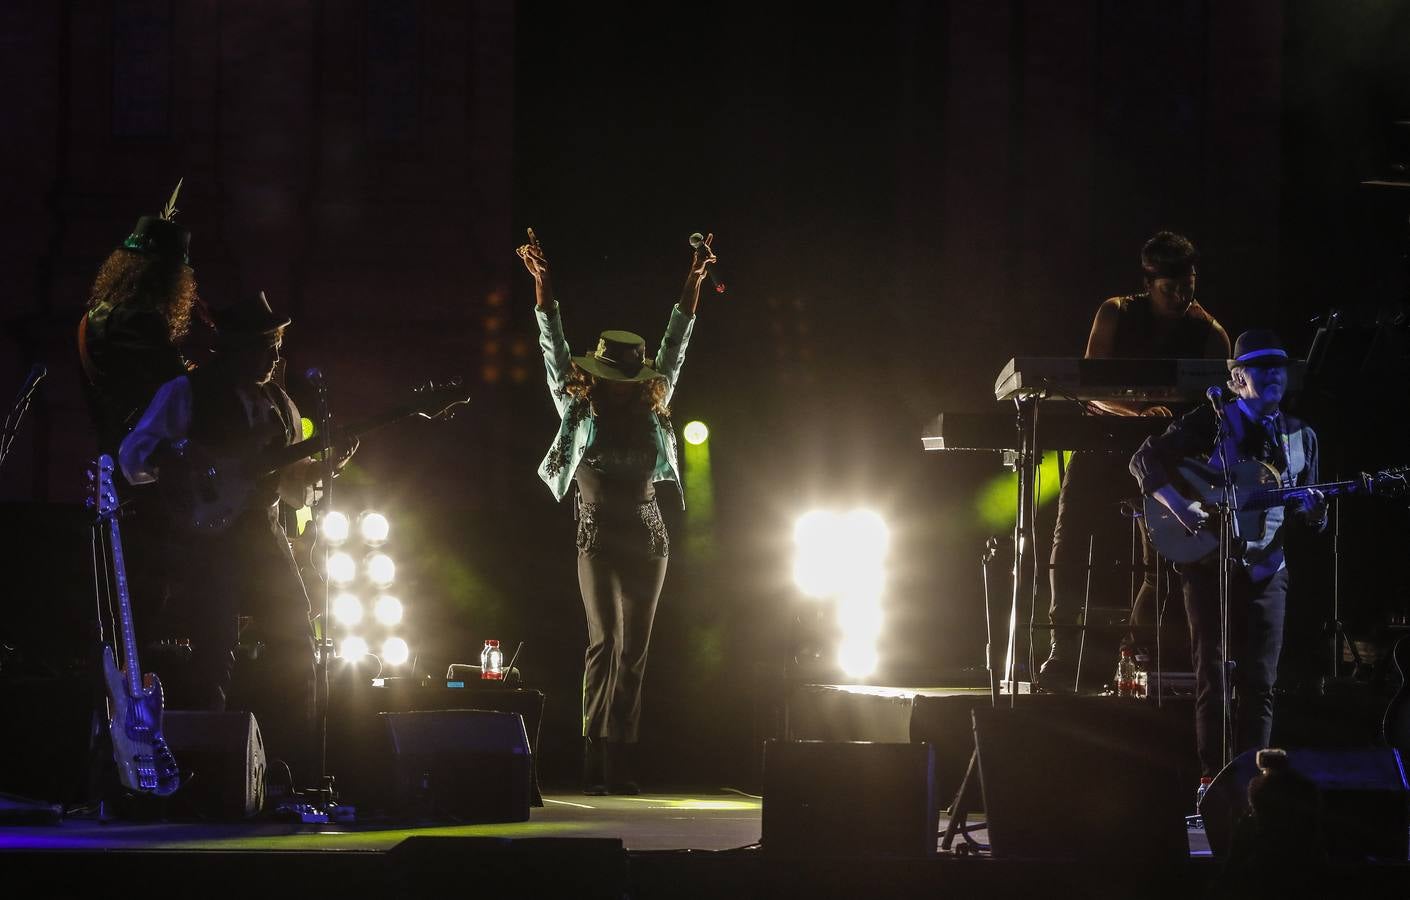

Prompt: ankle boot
[
  {"left": 582, "top": 738, "right": 608, "bottom": 796},
  {"left": 605, "top": 741, "right": 640, "bottom": 795}
]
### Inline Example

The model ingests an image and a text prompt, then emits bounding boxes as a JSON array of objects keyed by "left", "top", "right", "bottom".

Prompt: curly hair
[
  {"left": 564, "top": 362, "right": 670, "bottom": 416},
  {"left": 87, "top": 248, "right": 201, "bottom": 342}
]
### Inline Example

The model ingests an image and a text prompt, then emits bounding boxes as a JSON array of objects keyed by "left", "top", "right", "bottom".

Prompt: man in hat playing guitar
[
  {"left": 118, "top": 291, "right": 355, "bottom": 788},
  {"left": 1130, "top": 329, "right": 1326, "bottom": 804}
]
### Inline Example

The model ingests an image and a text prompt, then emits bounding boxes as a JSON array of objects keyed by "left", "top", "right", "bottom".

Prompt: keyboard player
[{"left": 1039, "top": 230, "right": 1232, "bottom": 690}]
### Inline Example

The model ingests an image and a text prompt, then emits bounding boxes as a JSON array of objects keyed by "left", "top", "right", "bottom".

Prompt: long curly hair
[
  {"left": 565, "top": 363, "right": 670, "bottom": 417},
  {"left": 87, "top": 248, "right": 201, "bottom": 342}
]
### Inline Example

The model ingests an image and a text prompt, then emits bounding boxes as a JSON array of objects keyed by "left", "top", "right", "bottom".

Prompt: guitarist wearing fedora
[
  {"left": 118, "top": 291, "right": 356, "bottom": 788},
  {"left": 1130, "top": 329, "right": 1326, "bottom": 804}
]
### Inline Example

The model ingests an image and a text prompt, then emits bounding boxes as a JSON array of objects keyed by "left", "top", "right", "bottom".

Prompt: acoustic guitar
[{"left": 1143, "top": 459, "right": 1408, "bottom": 564}]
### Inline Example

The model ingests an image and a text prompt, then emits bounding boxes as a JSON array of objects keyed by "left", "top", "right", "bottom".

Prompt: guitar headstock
[
  {"left": 409, "top": 378, "right": 471, "bottom": 420},
  {"left": 86, "top": 454, "right": 120, "bottom": 519},
  {"left": 1369, "top": 466, "right": 1410, "bottom": 497}
]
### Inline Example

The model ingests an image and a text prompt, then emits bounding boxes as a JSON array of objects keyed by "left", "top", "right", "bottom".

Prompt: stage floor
[
  {"left": 0, "top": 788, "right": 1213, "bottom": 855},
  {"left": 0, "top": 790, "right": 766, "bottom": 852}
]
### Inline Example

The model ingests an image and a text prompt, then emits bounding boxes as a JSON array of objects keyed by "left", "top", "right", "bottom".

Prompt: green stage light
[{"left": 683, "top": 421, "right": 710, "bottom": 445}]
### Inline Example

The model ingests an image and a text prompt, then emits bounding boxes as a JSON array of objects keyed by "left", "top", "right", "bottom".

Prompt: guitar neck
[
  {"left": 107, "top": 514, "right": 143, "bottom": 698},
  {"left": 258, "top": 405, "right": 420, "bottom": 476},
  {"left": 1246, "top": 479, "right": 1364, "bottom": 511}
]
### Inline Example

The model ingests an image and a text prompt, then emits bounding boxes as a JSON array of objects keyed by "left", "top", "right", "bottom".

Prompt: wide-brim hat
[
  {"left": 1228, "top": 328, "right": 1290, "bottom": 370},
  {"left": 120, "top": 179, "right": 190, "bottom": 265},
  {"left": 572, "top": 330, "right": 662, "bottom": 382},
  {"left": 211, "top": 291, "right": 290, "bottom": 339}
]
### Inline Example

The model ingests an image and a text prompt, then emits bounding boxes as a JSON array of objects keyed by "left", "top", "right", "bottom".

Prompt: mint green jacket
[{"left": 535, "top": 302, "right": 696, "bottom": 506}]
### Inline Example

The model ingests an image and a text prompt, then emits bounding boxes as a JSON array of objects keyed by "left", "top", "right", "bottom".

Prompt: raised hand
[
  {"left": 516, "top": 227, "right": 550, "bottom": 282},
  {"left": 682, "top": 232, "right": 718, "bottom": 315},
  {"left": 516, "top": 227, "right": 554, "bottom": 308}
]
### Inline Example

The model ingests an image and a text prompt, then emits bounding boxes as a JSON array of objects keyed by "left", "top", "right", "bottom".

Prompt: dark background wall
[{"left": 2, "top": 0, "right": 1408, "bottom": 788}]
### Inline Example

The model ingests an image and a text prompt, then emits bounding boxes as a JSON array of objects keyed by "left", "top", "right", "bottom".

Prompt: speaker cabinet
[
  {"left": 971, "top": 705, "right": 1189, "bottom": 862},
  {"left": 762, "top": 740, "right": 938, "bottom": 857},
  {"left": 1200, "top": 747, "right": 1410, "bottom": 861},
  {"left": 163, "top": 711, "right": 266, "bottom": 819},
  {"left": 382, "top": 710, "right": 532, "bottom": 823}
]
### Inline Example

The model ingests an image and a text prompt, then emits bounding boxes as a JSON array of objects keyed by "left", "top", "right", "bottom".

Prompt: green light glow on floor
[{"left": 613, "top": 797, "right": 759, "bottom": 811}]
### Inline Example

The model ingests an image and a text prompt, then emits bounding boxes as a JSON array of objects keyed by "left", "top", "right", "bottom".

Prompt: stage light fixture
[
  {"left": 365, "top": 552, "right": 395, "bottom": 588},
  {"left": 358, "top": 511, "right": 390, "bottom": 545},
  {"left": 340, "top": 635, "right": 369, "bottom": 660},
  {"left": 374, "top": 594, "right": 404, "bottom": 626},
  {"left": 683, "top": 420, "right": 710, "bottom": 445},
  {"left": 382, "top": 636, "right": 410, "bottom": 666},
  {"left": 327, "top": 551, "right": 356, "bottom": 585},
  {"left": 332, "top": 591, "right": 363, "bottom": 627},
  {"left": 321, "top": 510, "right": 350, "bottom": 545}
]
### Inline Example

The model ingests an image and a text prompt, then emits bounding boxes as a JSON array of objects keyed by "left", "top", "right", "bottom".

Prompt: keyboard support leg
[{"left": 1001, "top": 391, "right": 1042, "bottom": 707}]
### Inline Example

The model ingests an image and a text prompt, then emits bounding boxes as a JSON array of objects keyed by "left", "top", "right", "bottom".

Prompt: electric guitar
[
  {"left": 90, "top": 454, "right": 180, "bottom": 796},
  {"left": 160, "top": 378, "right": 470, "bottom": 533},
  {"left": 1143, "top": 459, "right": 1409, "bottom": 564},
  {"left": 1381, "top": 634, "right": 1410, "bottom": 753}
]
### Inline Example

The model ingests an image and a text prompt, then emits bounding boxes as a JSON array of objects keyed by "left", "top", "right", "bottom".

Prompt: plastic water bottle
[
  {"left": 480, "top": 639, "right": 503, "bottom": 680},
  {"left": 1115, "top": 647, "right": 1137, "bottom": 697},
  {"left": 1132, "top": 649, "right": 1150, "bottom": 699}
]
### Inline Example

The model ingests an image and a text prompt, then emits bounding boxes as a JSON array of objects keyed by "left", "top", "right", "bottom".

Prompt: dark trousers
[
  {"left": 1048, "top": 451, "right": 1167, "bottom": 657},
  {"left": 165, "top": 509, "right": 316, "bottom": 778},
  {"left": 575, "top": 475, "right": 670, "bottom": 746},
  {"left": 577, "top": 547, "right": 667, "bottom": 743},
  {"left": 1181, "top": 563, "right": 1288, "bottom": 777}
]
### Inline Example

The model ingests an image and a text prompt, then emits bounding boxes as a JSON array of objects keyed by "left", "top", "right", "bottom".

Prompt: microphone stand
[
  {"left": 306, "top": 372, "right": 343, "bottom": 820},
  {"left": 1210, "top": 400, "right": 1242, "bottom": 772},
  {"left": 0, "top": 365, "right": 46, "bottom": 475}
]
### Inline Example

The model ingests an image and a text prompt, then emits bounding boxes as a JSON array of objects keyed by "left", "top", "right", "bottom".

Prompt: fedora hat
[
  {"left": 211, "top": 291, "right": 290, "bottom": 339},
  {"left": 1228, "top": 329, "right": 1290, "bottom": 370},
  {"left": 572, "top": 330, "right": 661, "bottom": 382}
]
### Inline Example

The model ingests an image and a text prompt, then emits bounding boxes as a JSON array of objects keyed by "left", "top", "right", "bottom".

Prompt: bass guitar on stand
[{"left": 89, "top": 454, "right": 180, "bottom": 797}]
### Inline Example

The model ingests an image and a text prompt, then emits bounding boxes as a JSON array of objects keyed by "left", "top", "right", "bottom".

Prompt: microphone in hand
[{"left": 689, "top": 232, "right": 726, "bottom": 294}]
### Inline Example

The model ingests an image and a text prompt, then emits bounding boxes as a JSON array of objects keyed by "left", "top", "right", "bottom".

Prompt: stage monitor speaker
[
  {"left": 382, "top": 709, "right": 532, "bottom": 823},
  {"left": 1200, "top": 747, "right": 1409, "bottom": 861},
  {"left": 971, "top": 706, "right": 1189, "bottom": 862},
  {"left": 762, "top": 740, "right": 938, "bottom": 857},
  {"left": 162, "top": 711, "right": 266, "bottom": 819}
]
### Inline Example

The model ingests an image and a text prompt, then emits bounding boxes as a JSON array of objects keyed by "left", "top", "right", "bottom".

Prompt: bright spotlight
[
  {"left": 793, "top": 509, "right": 839, "bottom": 548},
  {"left": 332, "top": 592, "right": 363, "bottom": 626},
  {"left": 327, "top": 551, "right": 356, "bottom": 585},
  {"left": 382, "top": 637, "right": 410, "bottom": 666},
  {"left": 365, "top": 552, "right": 395, "bottom": 588},
  {"left": 340, "top": 635, "right": 369, "bottom": 660},
  {"left": 321, "top": 511, "right": 350, "bottom": 545},
  {"left": 359, "top": 511, "right": 390, "bottom": 545},
  {"left": 374, "top": 594, "right": 404, "bottom": 626},
  {"left": 838, "top": 642, "right": 879, "bottom": 679},
  {"left": 683, "top": 421, "right": 710, "bottom": 445},
  {"left": 842, "top": 509, "right": 889, "bottom": 559},
  {"left": 836, "top": 596, "right": 884, "bottom": 640}
]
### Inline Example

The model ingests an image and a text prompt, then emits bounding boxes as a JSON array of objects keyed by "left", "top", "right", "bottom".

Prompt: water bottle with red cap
[{"left": 481, "top": 639, "right": 503, "bottom": 680}]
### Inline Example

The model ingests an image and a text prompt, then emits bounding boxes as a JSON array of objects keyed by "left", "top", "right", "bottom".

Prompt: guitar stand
[{"left": 939, "top": 746, "right": 990, "bottom": 854}]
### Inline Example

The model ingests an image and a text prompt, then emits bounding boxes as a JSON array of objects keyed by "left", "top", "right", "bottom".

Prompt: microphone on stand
[{"left": 689, "top": 233, "right": 726, "bottom": 294}]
